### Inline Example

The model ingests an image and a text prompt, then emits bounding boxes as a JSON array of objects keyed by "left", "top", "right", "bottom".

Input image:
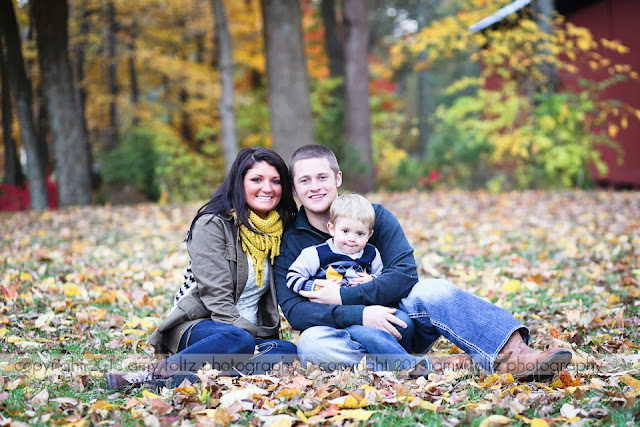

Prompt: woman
[{"left": 107, "top": 147, "right": 298, "bottom": 389}]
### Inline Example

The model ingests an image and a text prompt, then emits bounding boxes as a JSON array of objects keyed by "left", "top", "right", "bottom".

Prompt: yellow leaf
[
  {"left": 174, "top": 386, "right": 197, "bottom": 394},
  {"left": 608, "top": 123, "right": 619, "bottom": 138},
  {"left": 123, "top": 317, "right": 157, "bottom": 331},
  {"left": 193, "top": 409, "right": 218, "bottom": 417},
  {"left": 343, "top": 395, "right": 360, "bottom": 409},
  {"left": 296, "top": 410, "right": 308, "bottom": 422},
  {"left": 19, "top": 272, "right": 33, "bottom": 281},
  {"left": 420, "top": 400, "right": 440, "bottom": 411},
  {"left": 83, "top": 351, "right": 102, "bottom": 361},
  {"left": 530, "top": 419, "right": 550, "bottom": 427},
  {"left": 0, "top": 327, "right": 7, "bottom": 337},
  {"left": 62, "top": 283, "right": 83, "bottom": 297},
  {"left": 502, "top": 280, "right": 523, "bottom": 293},
  {"left": 621, "top": 374, "right": 640, "bottom": 392},
  {"left": 479, "top": 415, "right": 512, "bottom": 427},
  {"left": 91, "top": 400, "right": 114, "bottom": 411},
  {"left": 340, "top": 409, "right": 375, "bottom": 421},
  {"left": 621, "top": 116, "right": 628, "bottom": 129},
  {"left": 6, "top": 335, "right": 25, "bottom": 344},
  {"left": 142, "top": 390, "right": 161, "bottom": 399},
  {"left": 276, "top": 388, "right": 300, "bottom": 400}
]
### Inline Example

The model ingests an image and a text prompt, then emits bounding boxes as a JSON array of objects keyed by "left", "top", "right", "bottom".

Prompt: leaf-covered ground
[{"left": 1, "top": 190, "right": 639, "bottom": 426}]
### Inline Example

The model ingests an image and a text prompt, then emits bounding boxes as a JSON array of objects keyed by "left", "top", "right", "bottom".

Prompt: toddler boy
[{"left": 286, "top": 193, "right": 414, "bottom": 352}]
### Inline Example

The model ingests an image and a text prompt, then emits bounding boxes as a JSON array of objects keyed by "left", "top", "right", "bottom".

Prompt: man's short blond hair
[
  {"left": 329, "top": 193, "right": 375, "bottom": 229},
  {"left": 289, "top": 144, "right": 340, "bottom": 179}
]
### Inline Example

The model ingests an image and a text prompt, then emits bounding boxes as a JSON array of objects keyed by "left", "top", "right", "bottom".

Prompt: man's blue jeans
[
  {"left": 162, "top": 320, "right": 297, "bottom": 376},
  {"left": 297, "top": 279, "right": 528, "bottom": 373}
]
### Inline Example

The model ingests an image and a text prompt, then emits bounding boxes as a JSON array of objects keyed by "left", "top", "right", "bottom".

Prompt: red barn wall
[{"left": 566, "top": 0, "right": 640, "bottom": 186}]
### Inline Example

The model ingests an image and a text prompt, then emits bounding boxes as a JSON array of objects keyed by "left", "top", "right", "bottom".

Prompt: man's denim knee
[
  {"left": 393, "top": 309, "right": 414, "bottom": 352},
  {"left": 413, "top": 279, "right": 455, "bottom": 297},
  {"left": 297, "top": 326, "right": 368, "bottom": 370}
]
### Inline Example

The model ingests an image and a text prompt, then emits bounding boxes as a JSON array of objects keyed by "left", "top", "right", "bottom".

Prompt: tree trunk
[
  {"left": 261, "top": 0, "right": 314, "bottom": 163},
  {"left": 27, "top": 3, "right": 49, "bottom": 173},
  {"left": 106, "top": 0, "right": 119, "bottom": 150},
  {"left": 1, "top": 37, "right": 23, "bottom": 186},
  {"left": 33, "top": 0, "right": 91, "bottom": 206},
  {"left": 129, "top": 18, "right": 140, "bottom": 127},
  {"left": 211, "top": 0, "right": 237, "bottom": 173},
  {"left": 533, "top": 0, "right": 559, "bottom": 93},
  {"left": 0, "top": 0, "right": 48, "bottom": 209},
  {"left": 179, "top": 88, "right": 193, "bottom": 145},
  {"left": 321, "top": 0, "right": 344, "bottom": 82},
  {"left": 417, "top": 0, "right": 432, "bottom": 158},
  {"left": 71, "top": 0, "right": 95, "bottom": 188},
  {"left": 343, "top": 0, "right": 374, "bottom": 192}
]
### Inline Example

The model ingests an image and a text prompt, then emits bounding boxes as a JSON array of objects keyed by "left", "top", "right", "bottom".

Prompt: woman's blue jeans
[
  {"left": 162, "top": 320, "right": 297, "bottom": 377},
  {"left": 297, "top": 279, "right": 528, "bottom": 373}
]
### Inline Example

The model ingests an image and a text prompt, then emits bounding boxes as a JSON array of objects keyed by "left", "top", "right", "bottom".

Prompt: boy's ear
[
  {"left": 368, "top": 229, "right": 374, "bottom": 239},
  {"left": 327, "top": 222, "right": 335, "bottom": 236},
  {"left": 336, "top": 171, "right": 343, "bottom": 188}
]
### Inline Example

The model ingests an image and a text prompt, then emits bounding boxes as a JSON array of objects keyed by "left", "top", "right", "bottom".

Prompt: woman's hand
[
  {"left": 362, "top": 306, "right": 407, "bottom": 340},
  {"left": 299, "top": 279, "right": 342, "bottom": 305}
]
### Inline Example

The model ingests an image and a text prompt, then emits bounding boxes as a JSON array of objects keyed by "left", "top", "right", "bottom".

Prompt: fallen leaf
[
  {"left": 560, "top": 403, "right": 579, "bottom": 419},
  {"left": 530, "top": 419, "right": 550, "bottom": 427},
  {"left": 620, "top": 374, "right": 640, "bottom": 393},
  {"left": 91, "top": 400, "right": 114, "bottom": 411},
  {"left": 339, "top": 409, "right": 375, "bottom": 421},
  {"left": 29, "top": 389, "right": 49, "bottom": 406},
  {"left": 478, "top": 415, "right": 512, "bottom": 427},
  {"left": 219, "top": 385, "right": 267, "bottom": 408},
  {"left": 62, "top": 283, "right": 85, "bottom": 298}
]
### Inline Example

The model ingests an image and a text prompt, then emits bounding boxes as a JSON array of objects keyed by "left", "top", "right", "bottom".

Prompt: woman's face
[{"left": 243, "top": 161, "right": 282, "bottom": 218}]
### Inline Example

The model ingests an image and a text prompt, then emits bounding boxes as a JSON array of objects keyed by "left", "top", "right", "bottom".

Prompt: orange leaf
[{"left": 550, "top": 370, "right": 580, "bottom": 388}]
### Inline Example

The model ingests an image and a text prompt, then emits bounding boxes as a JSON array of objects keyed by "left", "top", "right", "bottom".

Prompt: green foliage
[
  {"left": 427, "top": 96, "right": 494, "bottom": 189},
  {"left": 531, "top": 91, "right": 598, "bottom": 188},
  {"left": 384, "top": 156, "right": 431, "bottom": 191},
  {"left": 236, "top": 89, "right": 272, "bottom": 148},
  {"left": 424, "top": 79, "right": 625, "bottom": 190},
  {"left": 393, "top": 2, "right": 638, "bottom": 191},
  {"left": 100, "top": 129, "right": 161, "bottom": 202},
  {"left": 310, "top": 77, "right": 345, "bottom": 156},
  {"left": 155, "top": 127, "right": 225, "bottom": 202},
  {"left": 100, "top": 127, "right": 225, "bottom": 204}
]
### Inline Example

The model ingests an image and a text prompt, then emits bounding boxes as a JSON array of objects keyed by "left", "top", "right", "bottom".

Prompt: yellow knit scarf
[{"left": 236, "top": 210, "right": 283, "bottom": 288}]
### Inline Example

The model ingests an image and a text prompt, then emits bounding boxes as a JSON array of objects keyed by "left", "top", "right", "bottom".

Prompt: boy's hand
[
  {"left": 300, "top": 280, "right": 342, "bottom": 305},
  {"left": 349, "top": 272, "right": 375, "bottom": 286},
  {"left": 362, "top": 306, "right": 407, "bottom": 340}
]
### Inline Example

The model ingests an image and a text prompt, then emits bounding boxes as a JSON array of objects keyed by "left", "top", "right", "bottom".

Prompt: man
[{"left": 273, "top": 145, "right": 572, "bottom": 378}]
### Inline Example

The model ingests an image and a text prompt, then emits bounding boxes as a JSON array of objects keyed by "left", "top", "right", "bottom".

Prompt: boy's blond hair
[{"left": 329, "top": 193, "right": 375, "bottom": 229}]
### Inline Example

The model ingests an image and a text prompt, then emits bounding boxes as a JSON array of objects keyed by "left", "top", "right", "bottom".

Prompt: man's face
[{"left": 291, "top": 157, "right": 342, "bottom": 216}]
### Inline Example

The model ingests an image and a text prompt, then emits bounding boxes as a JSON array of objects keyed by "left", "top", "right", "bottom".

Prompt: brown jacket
[{"left": 148, "top": 213, "right": 281, "bottom": 355}]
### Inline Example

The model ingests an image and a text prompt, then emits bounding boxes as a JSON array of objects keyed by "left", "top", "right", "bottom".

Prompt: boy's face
[
  {"left": 291, "top": 157, "right": 342, "bottom": 217},
  {"left": 327, "top": 217, "right": 373, "bottom": 255}
]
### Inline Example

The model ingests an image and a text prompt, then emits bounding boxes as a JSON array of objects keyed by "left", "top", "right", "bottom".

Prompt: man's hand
[
  {"left": 299, "top": 280, "right": 342, "bottom": 305},
  {"left": 348, "top": 272, "right": 375, "bottom": 286},
  {"left": 362, "top": 306, "right": 407, "bottom": 340}
]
